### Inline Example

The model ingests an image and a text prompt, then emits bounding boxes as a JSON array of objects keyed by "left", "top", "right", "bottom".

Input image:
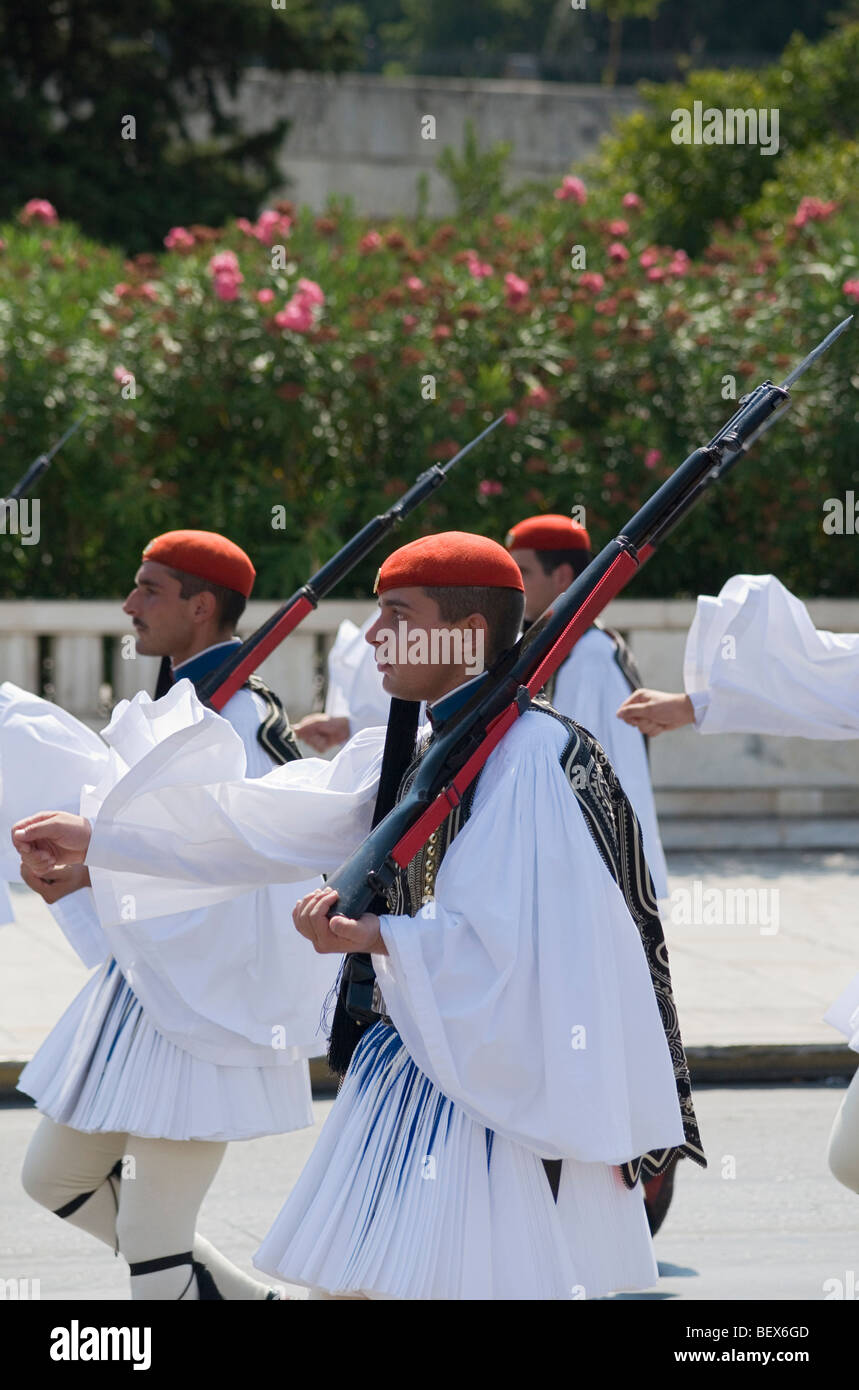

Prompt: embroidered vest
[
  {"left": 243, "top": 673, "right": 302, "bottom": 766},
  {"left": 367, "top": 702, "right": 706, "bottom": 1189}
]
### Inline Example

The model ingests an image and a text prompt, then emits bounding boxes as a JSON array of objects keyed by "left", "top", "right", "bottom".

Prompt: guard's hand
[
  {"left": 616, "top": 688, "right": 695, "bottom": 736},
  {"left": 12, "top": 812, "right": 92, "bottom": 874},
  {"left": 293, "top": 713, "right": 351, "bottom": 752},
  {"left": 20, "top": 861, "right": 92, "bottom": 904},
  {"left": 292, "top": 885, "right": 386, "bottom": 955}
]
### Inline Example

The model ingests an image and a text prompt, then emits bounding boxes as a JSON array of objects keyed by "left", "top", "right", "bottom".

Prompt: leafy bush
[
  {"left": 585, "top": 24, "right": 859, "bottom": 253},
  {"left": 0, "top": 176, "right": 856, "bottom": 605}
]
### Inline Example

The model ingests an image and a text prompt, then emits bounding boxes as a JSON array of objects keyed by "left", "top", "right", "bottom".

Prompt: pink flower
[
  {"left": 214, "top": 273, "right": 243, "bottom": 301},
  {"left": 554, "top": 176, "right": 587, "bottom": 205},
  {"left": 403, "top": 313, "right": 419, "bottom": 331},
  {"left": 667, "top": 252, "right": 689, "bottom": 277},
  {"left": 622, "top": 193, "right": 643, "bottom": 211},
  {"left": 164, "top": 226, "right": 194, "bottom": 251},
  {"left": 208, "top": 251, "right": 243, "bottom": 301},
  {"left": 254, "top": 209, "right": 292, "bottom": 245},
  {"left": 526, "top": 385, "right": 550, "bottom": 408},
  {"left": 608, "top": 242, "right": 629, "bottom": 263},
  {"left": 647, "top": 266, "right": 666, "bottom": 282},
  {"left": 607, "top": 220, "right": 630, "bottom": 238},
  {"left": 113, "top": 282, "right": 132, "bottom": 298},
  {"left": 21, "top": 199, "right": 58, "bottom": 226},
  {"left": 236, "top": 217, "right": 255, "bottom": 237},
  {"left": 843, "top": 279, "right": 859, "bottom": 303},
  {"left": 256, "top": 288, "right": 275, "bottom": 304},
  {"left": 139, "top": 282, "right": 159, "bottom": 302},
  {"left": 793, "top": 196, "right": 838, "bottom": 229},
  {"left": 639, "top": 248, "right": 660, "bottom": 269},
  {"left": 504, "top": 272, "right": 529, "bottom": 306},
  {"left": 405, "top": 276, "right": 424, "bottom": 292},
  {"left": 578, "top": 271, "right": 605, "bottom": 293},
  {"left": 209, "top": 251, "right": 240, "bottom": 277},
  {"left": 478, "top": 479, "right": 504, "bottom": 496},
  {"left": 594, "top": 297, "right": 619, "bottom": 316},
  {"left": 644, "top": 449, "right": 662, "bottom": 469},
  {"left": 504, "top": 409, "right": 519, "bottom": 427},
  {"left": 465, "top": 253, "right": 493, "bottom": 279},
  {"left": 274, "top": 297, "right": 314, "bottom": 333},
  {"left": 359, "top": 231, "right": 383, "bottom": 254},
  {"left": 295, "top": 277, "right": 324, "bottom": 306},
  {"left": 113, "top": 366, "right": 130, "bottom": 383}
]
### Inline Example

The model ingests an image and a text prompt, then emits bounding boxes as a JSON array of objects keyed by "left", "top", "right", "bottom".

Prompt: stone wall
[{"left": 200, "top": 71, "right": 642, "bottom": 216}]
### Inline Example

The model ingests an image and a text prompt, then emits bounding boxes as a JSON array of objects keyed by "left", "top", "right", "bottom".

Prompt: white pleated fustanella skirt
[
  {"left": 253, "top": 1021, "right": 659, "bottom": 1300},
  {"left": 18, "top": 958, "right": 314, "bottom": 1141}
]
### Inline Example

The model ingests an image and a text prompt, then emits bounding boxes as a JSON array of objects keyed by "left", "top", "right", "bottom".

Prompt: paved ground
[
  {"left": 662, "top": 850, "right": 857, "bottom": 1048},
  {"left": 2, "top": 1084, "right": 855, "bottom": 1301}
]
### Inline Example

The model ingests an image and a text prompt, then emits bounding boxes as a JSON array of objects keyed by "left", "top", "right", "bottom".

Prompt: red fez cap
[
  {"left": 504, "top": 513, "right": 591, "bottom": 553},
  {"left": 142, "top": 530, "right": 256, "bottom": 598},
  {"left": 377, "top": 531, "right": 524, "bottom": 594}
]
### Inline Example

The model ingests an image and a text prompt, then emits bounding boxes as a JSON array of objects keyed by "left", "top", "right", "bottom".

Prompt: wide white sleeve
[
  {"left": 553, "top": 630, "right": 668, "bottom": 898},
  {"left": 683, "top": 574, "right": 859, "bottom": 739},
  {"left": 373, "top": 711, "right": 685, "bottom": 1164},
  {"left": 47, "top": 888, "right": 111, "bottom": 969},
  {"left": 83, "top": 684, "right": 340, "bottom": 1062},
  {"left": 84, "top": 680, "right": 384, "bottom": 926},
  {"left": 0, "top": 682, "right": 109, "bottom": 883}
]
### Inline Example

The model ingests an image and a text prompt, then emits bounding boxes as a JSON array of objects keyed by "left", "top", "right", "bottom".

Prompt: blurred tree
[
  {"left": 360, "top": 0, "right": 835, "bottom": 79},
  {"left": 586, "top": 23, "right": 859, "bottom": 253},
  {"left": 436, "top": 120, "right": 513, "bottom": 221},
  {"left": 588, "top": 0, "right": 667, "bottom": 86},
  {"left": 0, "top": 0, "right": 365, "bottom": 253}
]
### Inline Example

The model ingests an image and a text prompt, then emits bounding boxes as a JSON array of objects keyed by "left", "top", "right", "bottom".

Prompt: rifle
[
  {"left": 195, "top": 415, "right": 506, "bottom": 711},
  {"left": 325, "top": 315, "right": 853, "bottom": 920},
  {"left": 1, "top": 415, "right": 87, "bottom": 525}
]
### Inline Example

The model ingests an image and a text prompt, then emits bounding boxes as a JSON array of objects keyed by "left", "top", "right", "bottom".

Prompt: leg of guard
[
  {"left": 21, "top": 1116, "right": 126, "bottom": 1246},
  {"left": 128, "top": 1250, "right": 198, "bottom": 1301},
  {"left": 118, "top": 1136, "right": 276, "bottom": 1300}
]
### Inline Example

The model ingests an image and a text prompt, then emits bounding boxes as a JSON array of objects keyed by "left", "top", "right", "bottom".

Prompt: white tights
[{"left": 22, "top": 1117, "right": 276, "bottom": 1300}]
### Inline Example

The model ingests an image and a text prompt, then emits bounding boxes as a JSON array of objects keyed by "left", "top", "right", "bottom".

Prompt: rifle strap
[
  {"left": 154, "top": 657, "right": 173, "bottom": 700},
  {"left": 326, "top": 697, "right": 421, "bottom": 1075}
]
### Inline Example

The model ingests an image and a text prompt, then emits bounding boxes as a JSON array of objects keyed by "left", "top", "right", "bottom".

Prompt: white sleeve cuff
[
  {"left": 687, "top": 689, "right": 709, "bottom": 728},
  {"left": 49, "top": 887, "right": 111, "bottom": 969}
]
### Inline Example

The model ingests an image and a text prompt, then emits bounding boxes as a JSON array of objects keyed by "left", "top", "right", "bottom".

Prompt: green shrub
[
  {"left": 585, "top": 24, "right": 859, "bottom": 253},
  {"left": 0, "top": 180, "right": 856, "bottom": 605}
]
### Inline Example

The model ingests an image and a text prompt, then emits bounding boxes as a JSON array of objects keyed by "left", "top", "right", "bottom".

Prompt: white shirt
[{"left": 551, "top": 627, "right": 668, "bottom": 898}]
